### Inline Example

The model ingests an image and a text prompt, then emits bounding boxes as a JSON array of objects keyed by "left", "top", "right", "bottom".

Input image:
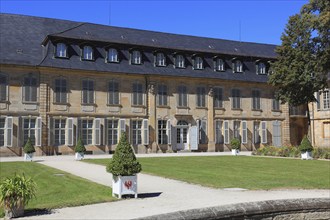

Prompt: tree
[{"left": 269, "top": 0, "right": 329, "bottom": 107}]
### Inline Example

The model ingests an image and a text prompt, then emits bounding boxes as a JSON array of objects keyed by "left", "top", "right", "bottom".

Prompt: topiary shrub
[
  {"left": 299, "top": 135, "right": 313, "bottom": 152},
  {"left": 74, "top": 138, "right": 86, "bottom": 153},
  {"left": 106, "top": 132, "right": 142, "bottom": 176},
  {"left": 230, "top": 138, "right": 241, "bottom": 150},
  {"left": 23, "top": 138, "right": 35, "bottom": 154}
]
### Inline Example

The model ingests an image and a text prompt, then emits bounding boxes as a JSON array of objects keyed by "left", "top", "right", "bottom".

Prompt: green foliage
[
  {"left": 230, "top": 138, "right": 241, "bottom": 150},
  {"left": 0, "top": 173, "right": 36, "bottom": 209},
  {"left": 106, "top": 132, "right": 142, "bottom": 176},
  {"left": 313, "top": 148, "right": 330, "bottom": 159},
  {"left": 74, "top": 138, "right": 86, "bottom": 153},
  {"left": 23, "top": 138, "right": 35, "bottom": 154},
  {"left": 269, "top": 0, "right": 329, "bottom": 106},
  {"left": 299, "top": 135, "right": 314, "bottom": 152}
]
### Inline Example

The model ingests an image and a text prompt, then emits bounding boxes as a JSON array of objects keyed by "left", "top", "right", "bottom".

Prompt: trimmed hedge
[{"left": 252, "top": 146, "right": 330, "bottom": 159}]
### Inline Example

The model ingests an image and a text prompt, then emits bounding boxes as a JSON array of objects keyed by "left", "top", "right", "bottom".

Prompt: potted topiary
[
  {"left": 23, "top": 138, "right": 35, "bottom": 161},
  {"left": 230, "top": 138, "right": 241, "bottom": 156},
  {"left": 299, "top": 135, "right": 313, "bottom": 160},
  {"left": 0, "top": 173, "right": 36, "bottom": 219},
  {"left": 106, "top": 132, "right": 142, "bottom": 199},
  {"left": 74, "top": 138, "right": 86, "bottom": 160}
]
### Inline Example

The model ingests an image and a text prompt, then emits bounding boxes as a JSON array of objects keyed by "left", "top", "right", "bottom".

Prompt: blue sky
[{"left": 1, "top": 0, "right": 308, "bottom": 45}]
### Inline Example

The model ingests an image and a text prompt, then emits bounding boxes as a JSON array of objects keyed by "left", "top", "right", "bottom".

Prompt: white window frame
[
  {"left": 323, "top": 90, "right": 330, "bottom": 110},
  {"left": 234, "top": 60, "right": 243, "bottom": 73},
  {"left": 215, "top": 58, "right": 225, "bottom": 71},
  {"left": 131, "top": 50, "right": 141, "bottom": 64},
  {"left": 194, "top": 56, "right": 203, "bottom": 70},
  {"left": 80, "top": 118, "right": 94, "bottom": 145},
  {"left": 56, "top": 43, "right": 67, "bottom": 58},
  {"left": 157, "top": 120, "right": 167, "bottom": 144},
  {"left": 83, "top": 45, "right": 93, "bottom": 60},
  {"left": 108, "top": 48, "right": 118, "bottom": 62},
  {"left": 0, "top": 73, "right": 8, "bottom": 102},
  {"left": 54, "top": 118, "right": 66, "bottom": 146},
  {"left": 156, "top": 53, "right": 166, "bottom": 66},
  {"left": 107, "top": 119, "right": 119, "bottom": 145},
  {"left": 175, "top": 54, "right": 185, "bottom": 68},
  {"left": 257, "top": 62, "right": 266, "bottom": 75},
  {"left": 131, "top": 120, "right": 142, "bottom": 145}
]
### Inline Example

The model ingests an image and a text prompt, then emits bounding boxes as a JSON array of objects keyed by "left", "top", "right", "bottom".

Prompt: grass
[
  {"left": 85, "top": 156, "right": 330, "bottom": 190},
  {"left": 0, "top": 162, "right": 115, "bottom": 217}
]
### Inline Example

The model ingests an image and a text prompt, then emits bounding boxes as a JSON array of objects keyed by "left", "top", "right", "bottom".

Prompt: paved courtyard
[{"left": 1, "top": 153, "right": 329, "bottom": 219}]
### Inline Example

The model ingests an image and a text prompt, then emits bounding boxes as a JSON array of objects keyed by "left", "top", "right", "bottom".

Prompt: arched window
[
  {"left": 234, "top": 60, "right": 243, "bottom": 73},
  {"left": 257, "top": 62, "right": 266, "bottom": 74},
  {"left": 56, "top": 43, "right": 67, "bottom": 58},
  {"left": 108, "top": 48, "right": 118, "bottom": 62},
  {"left": 215, "top": 58, "right": 225, "bottom": 71},
  {"left": 83, "top": 46, "right": 93, "bottom": 60},
  {"left": 177, "top": 120, "right": 188, "bottom": 126},
  {"left": 175, "top": 54, "right": 185, "bottom": 68},
  {"left": 131, "top": 50, "right": 141, "bottom": 64},
  {"left": 194, "top": 56, "right": 203, "bottom": 69},
  {"left": 156, "top": 53, "right": 166, "bottom": 66}
]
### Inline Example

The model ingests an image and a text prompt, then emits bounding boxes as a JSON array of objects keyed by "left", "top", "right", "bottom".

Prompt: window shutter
[
  {"left": 48, "top": 117, "right": 54, "bottom": 146},
  {"left": 196, "top": 120, "right": 200, "bottom": 144},
  {"left": 142, "top": 119, "right": 149, "bottom": 145},
  {"left": 119, "top": 119, "right": 126, "bottom": 135},
  {"left": 36, "top": 117, "right": 42, "bottom": 146},
  {"left": 242, "top": 121, "right": 247, "bottom": 144},
  {"left": 215, "top": 120, "right": 223, "bottom": 144},
  {"left": 224, "top": 120, "right": 229, "bottom": 144},
  {"left": 316, "top": 92, "right": 320, "bottom": 110},
  {"left": 93, "top": 118, "right": 101, "bottom": 146},
  {"left": 66, "top": 118, "right": 74, "bottom": 146},
  {"left": 201, "top": 120, "right": 207, "bottom": 144},
  {"left": 4, "top": 117, "right": 13, "bottom": 147},
  {"left": 167, "top": 119, "right": 171, "bottom": 145},
  {"left": 272, "top": 121, "right": 281, "bottom": 147},
  {"left": 261, "top": 121, "right": 267, "bottom": 144}
]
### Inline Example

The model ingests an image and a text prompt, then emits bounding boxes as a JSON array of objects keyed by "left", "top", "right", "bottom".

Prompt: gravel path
[{"left": 2, "top": 153, "right": 329, "bottom": 220}]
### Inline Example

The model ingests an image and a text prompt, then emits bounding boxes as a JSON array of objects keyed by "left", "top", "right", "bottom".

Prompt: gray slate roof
[{"left": 0, "top": 13, "right": 277, "bottom": 83}]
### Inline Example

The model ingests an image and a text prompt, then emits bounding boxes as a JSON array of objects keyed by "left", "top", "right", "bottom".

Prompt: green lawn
[
  {"left": 86, "top": 156, "right": 330, "bottom": 190},
  {"left": 0, "top": 162, "right": 115, "bottom": 217}
]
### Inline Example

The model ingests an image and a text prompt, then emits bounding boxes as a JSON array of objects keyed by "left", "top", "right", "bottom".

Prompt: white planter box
[
  {"left": 75, "top": 152, "right": 84, "bottom": 160},
  {"left": 24, "top": 153, "right": 33, "bottom": 161},
  {"left": 112, "top": 175, "right": 138, "bottom": 199},
  {"left": 232, "top": 149, "right": 239, "bottom": 156},
  {"left": 301, "top": 151, "right": 312, "bottom": 160}
]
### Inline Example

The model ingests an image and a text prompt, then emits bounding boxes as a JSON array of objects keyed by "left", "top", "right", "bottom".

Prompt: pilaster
[
  {"left": 207, "top": 86, "right": 215, "bottom": 151},
  {"left": 282, "top": 103, "right": 291, "bottom": 146},
  {"left": 147, "top": 80, "right": 157, "bottom": 153}
]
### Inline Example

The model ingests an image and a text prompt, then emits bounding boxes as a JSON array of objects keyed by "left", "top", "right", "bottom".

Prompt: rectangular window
[
  {"left": 272, "top": 97, "right": 280, "bottom": 111},
  {"left": 158, "top": 120, "right": 168, "bottom": 144},
  {"left": 107, "top": 119, "right": 118, "bottom": 145},
  {"left": 323, "top": 90, "right": 330, "bottom": 110},
  {"left": 82, "top": 80, "right": 94, "bottom": 104},
  {"left": 178, "top": 85, "right": 187, "bottom": 107},
  {"left": 83, "top": 46, "right": 93, "bottom": 60},
  {"left": 196, "top": 87, "right": 206, "bottom": 107},
  {"left": 81, "top": 119, "right": 93, "bottom": 145},
  {"left": 213, "top": 88, "right": 223, "bottom": 108},
  {"left": 132, "top": 82, "right": 143, "bottom": 105},
  {"left": 253, "top": 121, "right": 260, "bottom": 144},
  {"left": 233, "top": 121, "right": 241, "bottom": 141},
  {"left": 132, "top": 120, "right": 142, "bottom": 145},
  {"left": 215, "top": 59, "right": 225, "bottom": 71},
  {"left": 215, "top": 120, "right": 223, "bottom": 144},
  {"left": 199, "top": 120, "right": 207, "bottom": 144},
  {"left": 157, "top": 84, "right": 168, "bottom": 106},
  {"left": 108, "top": 48, "right": 118, "bottom": 62},
  {"left": 194, "top": 57, "right": 203, "bottom": 69},
  {"left": 0, "top": 74, "right": 8, "bottom": 102},
  {"left": 54, "top": 78, "right": 67, "bottom": 104},
  {"left": 175, "top": 55, "right": 185, "bottom": 68},
  {"left": 252, "top": 90, "right": 261, "bottom": 110},
  {"left": 0, "top": 118, "right": 5, "bottom": 146},
  {"left": 323, "top": 122, "right": 330, "bottom": 138},
  {"left": 23, "top": 75, "right": 37, "bottom": 102},
  {"left": 156, "top": 53, "right": 166, "bottom": 66},
  {"left": 23, "top": 118, "right": 37, "bottom": 145},
  {"left": 131, "top": 51, "right": 141, "bottom": 64},
  {"left": 108, "top": 81, "right": 119, "bottom": 105},
  {"left": 54, "top": 119, "right": 66, "bottom": 146},
  {"left": 231, "top": 89, "right": 241, "bottom": 109}
]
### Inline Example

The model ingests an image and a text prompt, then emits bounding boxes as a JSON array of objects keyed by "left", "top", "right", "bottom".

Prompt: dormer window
[
  {"left": 194, "top": 56, "right": 203, "bottom": 70},
  {"left": 131, "top": 50, "right": 141, "bottom": 64},
  {"left": 257, "top": 62, "right": 266, "bottom": 75},
  {"left": 83, "top": 46, "right": 93, "bottom": 60},
  {"left": 233, "top": 60, "right": 243, "bottom": 73},
  {"left": 56, "top": 43, "right": 67, "bottom": 58},
  {"left": 175, "top": 54, "right": 185, "bottom": 68},
  {"left": 156, "top": 53, "right": 166, "bottom": 66},
  {"left": 108, "top": 48, "right": 118, "bottom": 62},
  {"left": 215, "top": 58, "right": 225, "bottom": 71}
]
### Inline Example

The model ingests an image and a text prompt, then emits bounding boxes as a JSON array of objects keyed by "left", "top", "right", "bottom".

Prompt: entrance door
[{"left": 176, "top": 120, "right": 189, "bottom": 150}]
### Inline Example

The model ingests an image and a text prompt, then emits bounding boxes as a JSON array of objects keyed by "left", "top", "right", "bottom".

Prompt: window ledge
[
  {"left": 196, "top": 106, "right": 207, "bottom": 110},
  {"left": 252, "top": 109, "right": 263, "bottom": 112},
  {"left": 214, "top": 107, "right": 225, "bottom": 110},
  {"left": 81, "top": 103, "right": 96, "bottom": 106},
  {"left": 272, "top": 109, "right": 282, "bottom": 113},
  {"left": 22, "top": 102, "right": 39, "bottom": 105},
  {"left": 53, "top": 102, "right": 70, "bottom": 106},
  {"left": 231, "top": 108, "right": 243, "bottom": 111},
  {"left": 131, "top": 105, "right": 146, "bottom": 108},
  {"left": 157, "top": 105, "right": 170, "bottom": 109},
  {"left": 177, "top": 106, "right": 190, "bottom": 109},
  {"left": 0, "top": 100, "right": 9, "bottom": 104},
  {"left": 107, "top": 104, "right": 122, "bottom": 107}
]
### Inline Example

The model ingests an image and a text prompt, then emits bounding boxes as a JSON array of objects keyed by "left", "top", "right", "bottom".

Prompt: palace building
[{"left": 0, "top": 14, "right": 329, "bottom": 157}]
